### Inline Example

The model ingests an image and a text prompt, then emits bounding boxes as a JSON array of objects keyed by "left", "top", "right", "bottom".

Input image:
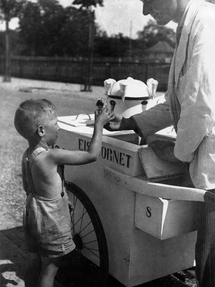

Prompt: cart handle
[
  {"left": 73, "top": 114, "right": 91, "bottom": 121},
  {"left": 104, "top": 166, "right": 206, "bottom": 202}
]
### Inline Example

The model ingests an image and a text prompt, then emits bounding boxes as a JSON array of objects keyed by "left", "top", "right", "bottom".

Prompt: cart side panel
[
  {"left": 58, "top": 129, "right": 138, "bottom": 286},
  {"left": 58, "top": 125, "right": 144, "bottom": 176},
  {"left": 128, "top": 229, "right": 196, "bottom": 286},
  {"left": 58, "top": 127, "right": 198, "bottom": 286},
  {"left": 63, "top": 163, "right": 135, "bottom": 286}
]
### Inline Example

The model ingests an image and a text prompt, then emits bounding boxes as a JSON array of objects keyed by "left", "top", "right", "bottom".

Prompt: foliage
[
  {"left": 17, "top": 0, "right": 97, "bottom": 56},
  {"left": 94, "top": 32, "right": 130, "bottom": 58},
  {"left": 137, "top": 20, "right": 176, "bottom": 49},
  {"left": 60, "top": 7, "right": 96, "bottom": 57},
  {"left": 94, "top": 20, "right": 175, "bottom": 59},
  {"left": 0, "top": 0, "right": 25, "bottom": 20},
  {"left": 18, "top": 0, "right": 64, "bottom": 55},
  {"left": 0, "top": 30, "right": 21, "bottom": 55},
  {"left": 72, "top": 0, "right": 103, "bottom": 9},
  {"left": 0, "top": 0, "right": 176, "bottom": 59}
]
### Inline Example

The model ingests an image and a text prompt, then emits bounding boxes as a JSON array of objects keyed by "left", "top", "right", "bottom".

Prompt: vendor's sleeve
[
  {"left": 174, "top": 22, "right": 215, "bottom": 162},
  {"left": 120, "top": 117, "right": 138, "bottom": 132},
  {"left": 131, "top": 97, "right": 173, "bottom": 138}
]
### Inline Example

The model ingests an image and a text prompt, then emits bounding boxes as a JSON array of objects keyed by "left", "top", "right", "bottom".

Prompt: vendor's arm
[
  {"left": 132, "top": 96, "right": 173, "bottom": 138},
  {"left": 106, "top": 94, "right": 173, "bottom": 138},
  {"left": 106, "top": 114, "right": 139, "bottom": 133}
]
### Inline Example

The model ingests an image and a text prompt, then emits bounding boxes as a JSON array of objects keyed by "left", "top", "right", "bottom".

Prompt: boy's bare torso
[{"left": 30, "top": 149, "right": 64, "bottom": 199}]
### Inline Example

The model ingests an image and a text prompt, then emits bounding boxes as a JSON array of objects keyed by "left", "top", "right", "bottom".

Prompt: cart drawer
[{"left": 135, "top": 193, "right": 203, "bottom": 240}]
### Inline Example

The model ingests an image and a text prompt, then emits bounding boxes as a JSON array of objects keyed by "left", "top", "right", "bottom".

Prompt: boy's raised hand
[{"left": 94, "top": 108, "right": 112, "bottom": 127}]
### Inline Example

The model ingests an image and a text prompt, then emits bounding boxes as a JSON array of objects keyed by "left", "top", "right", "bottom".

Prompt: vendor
[{"left": 105, "top": 0, "right": 215, "bottom": 286}]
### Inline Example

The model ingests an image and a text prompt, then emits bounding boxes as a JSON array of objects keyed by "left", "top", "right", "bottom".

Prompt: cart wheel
[{"left": 65, "top": 181, "right": 109, "bottom": 287}]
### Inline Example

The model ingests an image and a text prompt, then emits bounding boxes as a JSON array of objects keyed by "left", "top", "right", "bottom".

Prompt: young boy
[{"left": 14, "top": 98, "right": 111, "bottom": 287}]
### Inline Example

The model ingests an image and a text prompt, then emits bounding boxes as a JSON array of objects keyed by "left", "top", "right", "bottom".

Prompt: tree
[
  {"left": 137, "top": 20, "right": 176, "bottom": 50},
  {"left": 72, "top": 0, "right": 103, "bottom": 9},
  {"left": 72, "top": 0, "right": 104, "bottom": 91},
  {"left": 60, "top": 7, "right": 97, "bottom": 57},
  {"left": 18, "top": 0, "right": 68, "bottom": 56},
  {"left": 94, "top": 32, "right": 130, "bottom": 58},
  {"left": 17, "top": 0, "right": 98, "bottom": 57},
  {"left": 0, "top": 0, "right": 24, "bottom": 81}
]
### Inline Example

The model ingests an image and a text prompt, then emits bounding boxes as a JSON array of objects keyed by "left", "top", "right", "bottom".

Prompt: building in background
[{"left": 145, "top": 41, "right": 174, "bottom": 63}]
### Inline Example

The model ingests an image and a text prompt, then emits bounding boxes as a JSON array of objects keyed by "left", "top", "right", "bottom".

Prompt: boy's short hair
[{"left": 14, "top": 99, "right": 57, "bottom": 140}]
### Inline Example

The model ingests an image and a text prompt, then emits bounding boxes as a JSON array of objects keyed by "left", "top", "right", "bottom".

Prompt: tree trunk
[{"left": 3, "top": 17, "right": 11, "bottom": 82}]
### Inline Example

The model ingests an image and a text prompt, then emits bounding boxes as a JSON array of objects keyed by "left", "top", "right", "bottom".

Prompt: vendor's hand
[
  {"left": 95, "top": 108, "right": 112, "bottom": 127},
  {"left": 104, "top": 113, "right": 123, "bottom": 131},
  {"left": 149, "top": 140, "right": 180, "bottom": 163}
]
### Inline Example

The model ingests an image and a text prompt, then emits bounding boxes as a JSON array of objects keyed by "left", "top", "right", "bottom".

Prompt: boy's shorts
[
  {"left": 24, "top": 192, "right": 76, "bottom": 258},
  {"left": 24, "top": 225, "right": 76, "bottom": 258}
]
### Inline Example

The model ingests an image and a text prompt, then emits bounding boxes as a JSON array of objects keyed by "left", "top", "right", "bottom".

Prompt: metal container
[{"left": 104, "top": 77, "right": 158, "bottom": 118}]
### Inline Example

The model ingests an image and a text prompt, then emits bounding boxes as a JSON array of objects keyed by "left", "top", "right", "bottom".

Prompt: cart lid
[{"left": 104, "top": 77, "right": 150, "bottom": 101}]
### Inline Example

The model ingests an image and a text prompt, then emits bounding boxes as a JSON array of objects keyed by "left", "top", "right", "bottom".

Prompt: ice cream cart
[{"left": 57, "top": 79, "right": 205, "bottom": 287}]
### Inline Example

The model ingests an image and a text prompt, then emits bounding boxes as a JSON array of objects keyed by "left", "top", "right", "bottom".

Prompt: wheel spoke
[
  {"left": 65, "top": 182, "right": 109, "bottom": 287},
  {"left": 72, "top": 209, "right": 88, "bottom": 229},
  {"left": 79, "top": 206, "right": 86, "bottom": 234},
  {"left": 69, "top": 194, "right": 78, "bottom": 229},
  {"left": 84, "top": 239, "right": 98, "bottom": 245},
  {"left": 78, "top": 221, "right": 93, "bottom": 235},
  {"left": 81, "top": 228, "right": 95, "bottom": 239},
  {"left": 83, "top": 246, "right": 100, "bottom": 259}
]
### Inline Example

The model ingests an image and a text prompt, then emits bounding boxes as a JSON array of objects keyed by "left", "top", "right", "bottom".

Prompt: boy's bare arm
[
  {"left": 22, "top": 158, "right": 28, "bottom": 192},
  {"left": 50, "top": 109, "right": 112, "bottom": 166}
]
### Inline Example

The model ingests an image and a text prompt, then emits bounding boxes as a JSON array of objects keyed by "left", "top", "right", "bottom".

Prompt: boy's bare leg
[
  {"left": 38, "top": 256, "right": 61, "bottom": 287},
  {"left": 25, "top": 252, "right": 42, "bottom": 287}
]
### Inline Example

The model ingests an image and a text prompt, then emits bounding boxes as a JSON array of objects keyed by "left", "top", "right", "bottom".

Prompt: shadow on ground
[{"left": 0, "top": 226, "right": 26, "bottom": 287}]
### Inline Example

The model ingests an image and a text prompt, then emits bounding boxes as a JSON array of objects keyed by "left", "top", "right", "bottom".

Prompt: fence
[{"left": 0, "top": 56, "right": 170, "bottom": 91}]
